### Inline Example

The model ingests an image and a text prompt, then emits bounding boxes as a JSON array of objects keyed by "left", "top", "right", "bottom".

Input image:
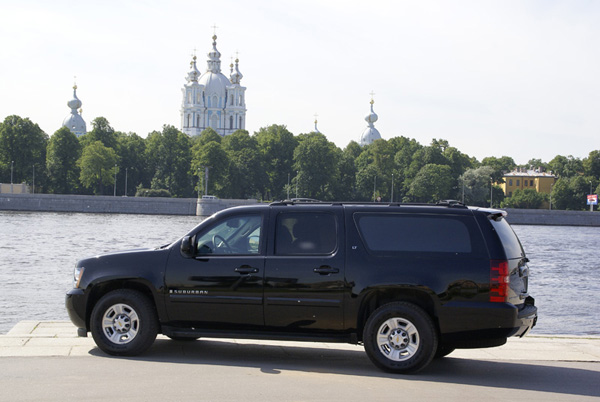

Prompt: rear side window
[
  {"left": 275, "top": 212, "right": 337, "bottom": 255},
  {"left": 355, "top": 213, "right": 482, "bottom": 256},
  {"left": 490, "top": 217, "right": 524, "bottom": 259}
]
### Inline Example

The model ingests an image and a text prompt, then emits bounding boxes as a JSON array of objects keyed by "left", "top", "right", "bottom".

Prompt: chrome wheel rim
[
  {"left": 376, "top": 317, "right": 420, "bottom": 361},
  {"left": 101, "top": 303, "right": 139, "bottom": 345}
]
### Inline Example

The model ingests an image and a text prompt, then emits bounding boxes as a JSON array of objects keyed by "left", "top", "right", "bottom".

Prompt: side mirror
[{"left": 180, "top": 236, "right": 194, "bottom": 258}]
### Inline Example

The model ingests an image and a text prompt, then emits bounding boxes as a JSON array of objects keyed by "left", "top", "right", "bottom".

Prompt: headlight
[{"left": 73, "top": 266, "right": 85, "bottom": 288}]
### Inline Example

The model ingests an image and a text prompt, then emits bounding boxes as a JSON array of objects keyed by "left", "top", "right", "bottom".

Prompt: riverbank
[
  {"left": 0, "top": 193, "right": 257, "bottom": 216},
  {"left": 0, "top": 193, "right": 598, "bottom": 225}
]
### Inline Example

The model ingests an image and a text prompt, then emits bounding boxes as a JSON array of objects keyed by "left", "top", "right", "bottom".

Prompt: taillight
[{"left": 490, "top": 260, "right": 509, "bottom": 302}]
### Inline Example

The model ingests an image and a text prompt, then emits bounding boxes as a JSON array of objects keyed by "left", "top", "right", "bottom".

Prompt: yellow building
[{"left": 501, "top": 169, "right": 556, "bottom": 197}]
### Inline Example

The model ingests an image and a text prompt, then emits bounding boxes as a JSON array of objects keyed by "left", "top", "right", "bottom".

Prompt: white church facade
[{"left": 181, "top": 34, "right": 246, "bottom": 137}]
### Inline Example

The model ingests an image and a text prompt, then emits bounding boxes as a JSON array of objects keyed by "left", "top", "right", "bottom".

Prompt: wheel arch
[
  {"left": 85, "top": 279, "right": 158, "bottom": 331},
  {"left": 356, "top": 287, "right": 440, "bottom": 342}
]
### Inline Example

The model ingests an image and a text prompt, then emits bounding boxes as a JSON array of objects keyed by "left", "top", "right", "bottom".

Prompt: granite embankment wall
[
  {"left": 503, "top": 208, "right": 600, "bottom": 227},
  {"left": 0, "top": 193, "right": 598, "bottom": 225},
  {"left": 0, "top": 193, "right": 258, "bottom": 216}
]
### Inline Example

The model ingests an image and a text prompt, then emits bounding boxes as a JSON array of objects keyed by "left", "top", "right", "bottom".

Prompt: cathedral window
[
  {"left": 212, "top": 96, "right": 218, "bottom": 108},
  {"left": 186, "top": 114, "right": 191, "bottom": 127},
  {"left": 230, "top": 116, "right": 233, "bottom": 129},
  {"left": 239, "top": 116, "right": 243, "bottom": 128},
  {"left": 187, "top": 92, "right": 191, "bottom": 103},
  {"left": 197, "top": 115, "right": 200, "bottom": 127}
]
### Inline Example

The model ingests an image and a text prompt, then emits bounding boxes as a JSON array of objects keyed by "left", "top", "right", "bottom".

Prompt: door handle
[
  {"left": 313, "top": 266, "right": 339, "bottom": 275},
  {"left": 235, "top": 265, "right": 259, "bottom": 274}
]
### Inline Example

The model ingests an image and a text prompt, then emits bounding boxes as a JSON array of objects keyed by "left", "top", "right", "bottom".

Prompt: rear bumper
[
  {"left": 438, "top": 297, "right": 537, "bottom": 346},
  {"left": 514, "top": 297, "right": 537, "bottom": 337}
]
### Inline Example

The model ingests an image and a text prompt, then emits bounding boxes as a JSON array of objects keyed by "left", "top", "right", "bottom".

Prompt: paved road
[{"left": 1, "top": 322, "right": 599, "bottom": 401}]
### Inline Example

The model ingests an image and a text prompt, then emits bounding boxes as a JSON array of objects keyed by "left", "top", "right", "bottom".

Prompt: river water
[{"left": 0, "top": 211, "right": 598, "bottom": 336}]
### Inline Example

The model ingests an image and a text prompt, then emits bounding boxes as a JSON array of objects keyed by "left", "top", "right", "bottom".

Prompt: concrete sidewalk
[{"left": 1, "top": 320, "right": 599, "bottom": 362}]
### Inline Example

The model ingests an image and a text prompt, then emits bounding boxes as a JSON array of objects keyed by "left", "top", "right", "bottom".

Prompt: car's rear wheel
[
  {"left": 90, "top": 289, "right": 158, "bottom": 356},
  {"left": 363, "top": 302, "right": 437, "bottom": 374}
]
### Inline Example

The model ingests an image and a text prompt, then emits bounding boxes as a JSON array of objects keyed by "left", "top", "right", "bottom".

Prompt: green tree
[
  {"left": 0, "top": 115, "right": 48, "bottom": 190},
  {"left": 458, "top": 166, "right": 495, "bottom": 206},
  {"left": 293, "top": 132, "right": 340, "bottom": 200},
  {"left": 526, "top": 158, "right": 549, "bottom": 172},
  {"left": 80, "top": 117, "right": 117, "bottom": 149},
  {"left": 444, "top": 146, "right": 474, "bottom": 182},
  {"left": 116, "top": 132, "right": 147, "bottom": 196},
  {"left": 191, "top": 140, "right": 228, "bottom": 196},
  {"left": 355, "top": 164, "right": 380, "bottom": 201},
  {"left": 548, "top": 155, "right": 583, "bottom": 178},
  {"left": 335, "top": 146, "right": 359, "bottom": 201},
  {"left": 392, "top": 136, "right": 423, "bottom": 199},
  {"left": 551, "top": 176, "right": 591, "bottom": 210},
  {"left": 408, "top": 164, "right": 453, "bottom": 202},
  {"left": 194, "top": 127, "right": 222, "bottom": 146},
  {"left": 78, "top": 141, "right": 118, "bottom": 195},
  {"left": 145, "top": 125, "right": 192, "bottom": 197},
  {"left": 501, "top": 188, "right": 546, "bottom": 209},
  {"left": 221, "top": 130, "right": 264, "bottom": 199},
  {"left": 46, "top": 126, "right": 81, "bottom": 194},
  {"left": 583, "top": 150, "right": 600, "bottom": 179},
  {"left": 254, "top": 124, "right": 298, "bottom": 200},
  {"left": 481, "top": 156, "right": 516, "bottom": 183}
]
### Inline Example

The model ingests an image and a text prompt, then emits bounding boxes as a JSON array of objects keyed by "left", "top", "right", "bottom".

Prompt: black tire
[
  {"left": 363, "top": 302, "right": 438, "bottom": 374},
  {"left": 434, "top": 343, "right": 455, "bottom": 359},
  {"left": 90, "top": 289, "right": 158, "bottom": 356}
]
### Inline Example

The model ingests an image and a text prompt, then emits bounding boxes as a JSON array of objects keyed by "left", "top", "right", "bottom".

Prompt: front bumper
[{"left": 65, "top": 288, "right": 87, "bottom": 334}]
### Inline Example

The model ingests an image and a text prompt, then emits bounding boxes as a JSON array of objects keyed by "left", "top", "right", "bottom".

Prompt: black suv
[{"left": 66, "top": 201, "right": 537, "bottom": 373}]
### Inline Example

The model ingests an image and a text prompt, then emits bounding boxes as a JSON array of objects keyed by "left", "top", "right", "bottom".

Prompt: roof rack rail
[
  {"left": 436, "top": 199, "right": 468, "bottom": 208},
  {"left": 270, "top": 198, "right": 322, "bottom": 206}
]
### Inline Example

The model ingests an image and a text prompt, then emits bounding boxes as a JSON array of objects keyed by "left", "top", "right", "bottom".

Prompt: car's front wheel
[
  {"left": 363, "top": 302, "right": 437, "bottom": 374},
  {"left": 90, "top": 289, "right": 158, "bottom": 356}
]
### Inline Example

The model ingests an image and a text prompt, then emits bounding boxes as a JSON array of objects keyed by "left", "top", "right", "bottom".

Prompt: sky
[{"left": 1, "top": 0, "right": 598, "bottom": 164}]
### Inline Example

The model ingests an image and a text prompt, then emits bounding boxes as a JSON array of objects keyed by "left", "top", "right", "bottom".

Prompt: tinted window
[
  {"left": 196, "top": 214, "right": 262, "bottom": 255},
  {"left": 355, "top": 213, "right": 474, "bottom": 254},
  {"left": 490, "top": 217, "right": 524, "bottom": 259},
  {"left": 275, "top": 212, "right": 337, "bottom": 255}
]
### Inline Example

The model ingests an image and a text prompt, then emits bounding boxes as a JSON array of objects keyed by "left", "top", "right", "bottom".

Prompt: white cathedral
[
  {"left": 62, "top": 83, "right": 87, "bottom": 137},
  {"left": 180, "top": 34, "right": 247, "bottom": 136},
  {"left": 359, "top": 98, "right": 382, "bottom": 147}
]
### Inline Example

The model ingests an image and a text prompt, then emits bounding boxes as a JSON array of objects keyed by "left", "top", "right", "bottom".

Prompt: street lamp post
[
  {"left": 124, "top": 168, "right": 128, "bottom": 197},
  {"left": 391, "top": 173, "right": 394, "bottom": 203},
  {"left": 204, "top": 166, "right": 210, "bottom": 196},
  {"left": 490, "top": 177, "right": 493, "bottom": 208},
  {"left": 198, "top": 168, "right": 202, "bottom": 198},
  {"left": 287, "top": 173, "right": 290, "bottom": 200},
  {"left": 113, "top": 164, "right": 117, "bottom": 196},
  {"left": 10, "top": 160, "right": 14, "bottom": 194},
  {"left": 32, "top": 165, "right": 35, "bottom": 194},
  {"left": 591, "top": 181, "right": 594, "bottom": 212},
  {"left": 373, "top": 175, "right": 377, "bottom": 202}
]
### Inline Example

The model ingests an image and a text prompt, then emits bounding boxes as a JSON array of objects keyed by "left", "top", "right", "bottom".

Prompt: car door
[
  {"left": 164, "top": 212, "right": 266, "bottom": 329},
  {"left": 264, "top": 206, "right": 346, "bottom": 331}
]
